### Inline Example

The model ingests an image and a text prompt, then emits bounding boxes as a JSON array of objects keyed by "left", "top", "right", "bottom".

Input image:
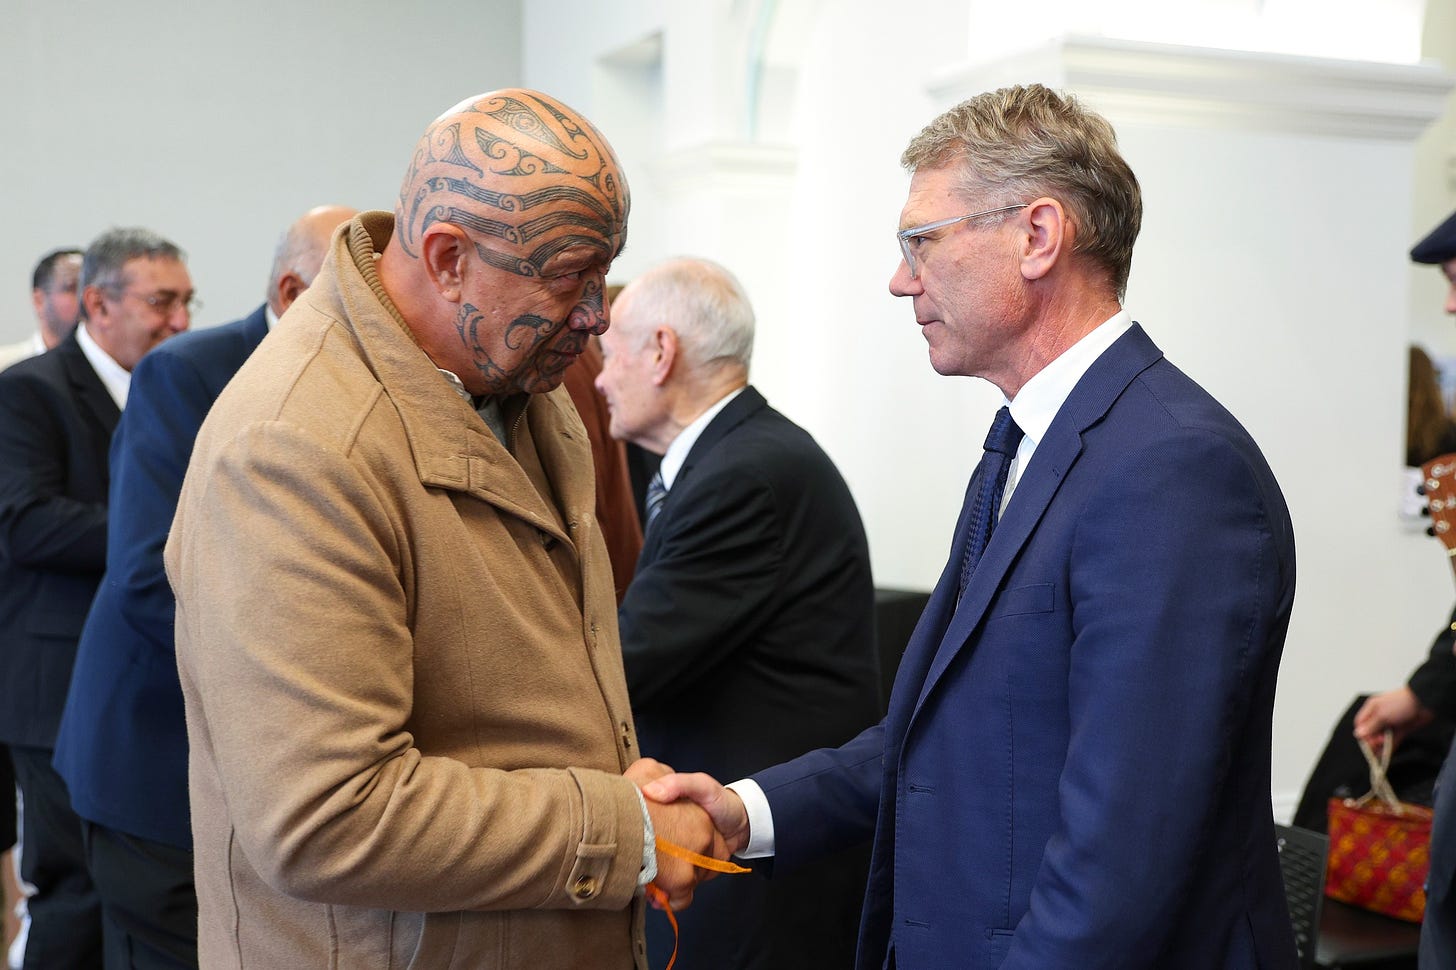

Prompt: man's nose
[{"left": 889, "top": 258, "right": 922, "bottom": 297}]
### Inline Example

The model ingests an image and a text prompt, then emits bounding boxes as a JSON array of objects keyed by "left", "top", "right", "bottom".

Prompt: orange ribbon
[{"left": 646, "top": 838, "right": 751, "bottom": 969}]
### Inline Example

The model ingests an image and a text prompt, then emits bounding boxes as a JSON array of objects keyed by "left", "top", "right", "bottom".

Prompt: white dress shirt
[
  {"left": 659, "top": 386, "right": 746, "bottom": 490},
  {"left": 75, "top": 324, "right": 132, "bottom": 410}
]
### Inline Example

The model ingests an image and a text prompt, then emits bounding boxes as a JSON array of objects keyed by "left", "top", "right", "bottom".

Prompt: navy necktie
[
  {"left": 644, "top": 470, "right": 667, "bottom": 532},
  {"left": 958, "top": 406, "right": 1025, "bottom": 595}
]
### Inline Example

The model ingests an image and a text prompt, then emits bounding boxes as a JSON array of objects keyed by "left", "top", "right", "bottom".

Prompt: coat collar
[
  {"left": 903, "top": 324, "right": 1164, "bottom": 721},
  {"left": 313, "top": 211, "right": 592, "bottom": 545},
  {"left": 675, "top": 384, "right": 765, "bottom": 490}
]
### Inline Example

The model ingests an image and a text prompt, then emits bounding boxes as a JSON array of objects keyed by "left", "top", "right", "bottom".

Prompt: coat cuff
[{"left": 561, "top": 768, "right": 645, "bottom": 909}]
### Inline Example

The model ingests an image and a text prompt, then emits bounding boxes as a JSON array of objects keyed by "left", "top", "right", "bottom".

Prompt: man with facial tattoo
[{"left": 164, "top": 90, "right": 722, "bottom": 969}]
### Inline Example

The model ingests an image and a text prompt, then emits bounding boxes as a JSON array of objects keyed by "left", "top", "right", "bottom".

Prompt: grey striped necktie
[{"left": 645, "top": 470, "right": 667, "bottom": 530}]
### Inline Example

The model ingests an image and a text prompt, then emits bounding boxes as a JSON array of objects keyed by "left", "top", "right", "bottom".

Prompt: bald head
[
  {"left": 267, "top": 204, "right": 358, "bottom": 315},
  {"left": 379, "top": 88, "right": 630, "bottom": 396}
]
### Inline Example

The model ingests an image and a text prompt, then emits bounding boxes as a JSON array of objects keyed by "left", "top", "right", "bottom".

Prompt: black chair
[
  {"left": 1275, "top": 822, "right": 1421, "bottom": 969},
  {"left": 872, "top": 587, "right": 930, "bottom": 708},
  {"left": 1277, "top": 822, "right": 1328, "bottom": 968}
]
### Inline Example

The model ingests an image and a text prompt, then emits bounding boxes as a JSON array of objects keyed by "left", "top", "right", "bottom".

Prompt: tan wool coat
[{"left": 166, "top": 213, "right": 649, "bottom": 969}]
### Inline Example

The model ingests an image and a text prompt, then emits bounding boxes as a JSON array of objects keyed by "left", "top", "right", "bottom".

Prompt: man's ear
[
  {"left": 652, "top": 327, "right": 678, "bottom": 387},
  {"left": 420, "top": 225, "right": 470, "bottom": 302},
  {"left": 1020, "top": 198, "right": 1067, "bottom": 283},
  {"left": 274, "top": 272, "right": 308, "bottom": 314},
  {"left": 80, "top": 285, "right": 107, "bottom": 328}
]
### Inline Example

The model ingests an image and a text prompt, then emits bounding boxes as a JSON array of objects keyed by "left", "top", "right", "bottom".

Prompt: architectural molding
[
  {"left": 650, "top": 141, "right": 798, "bottom": 194},
  {"left": 927, "top": 34, "right": 1455, "bottom": 142}
]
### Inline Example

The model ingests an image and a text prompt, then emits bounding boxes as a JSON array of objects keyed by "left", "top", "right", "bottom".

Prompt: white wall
[
  {"left": 0, "top": 0, "right": 523, "bottom": 337},
  {"left": 523, "top": 0, "right": 1456, "bottom": 814},
  {"left": 1412, "top": 0, "right": 1456, "bottom": 355}
]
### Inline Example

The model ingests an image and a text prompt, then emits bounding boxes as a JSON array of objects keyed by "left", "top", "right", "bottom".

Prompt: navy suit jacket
[
  {"left": 622, "top": 385, "right": 882, "bottom": 970},
  {"left": 54, "top": 307, "right": 268, "bottom": 848},
  {"left": 754, "top": 325, "right": 1299, "bottom": 970},
  {"left": 0, "top": 331, "right": 118, "bottom": 749}
]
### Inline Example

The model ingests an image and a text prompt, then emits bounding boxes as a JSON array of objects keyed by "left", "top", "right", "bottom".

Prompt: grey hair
[
  {"left": 621, "top": 257, "right": 754, "bottom": 372},
  {"left": 267, "top": 220, "right": 329, "bottom": 296},
  {"left": 80, "top": 228, "right": 185, "bottom": 319},
  {"left": 901, "top": 83, "right": 1142, "bottom": 300}
]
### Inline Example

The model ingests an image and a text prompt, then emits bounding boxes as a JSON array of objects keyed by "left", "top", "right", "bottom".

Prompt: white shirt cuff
[
  {"left": 634, "top": 787, "right": 657, "bottom": 887},
  {"left": 725, "top": 778, "right": 775, "bottom": 859}
]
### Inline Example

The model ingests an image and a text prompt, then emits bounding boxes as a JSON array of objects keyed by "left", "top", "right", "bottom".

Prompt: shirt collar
[
  {"left": 660, "top": 386, "right": 747, "bottom": 490},
  {"left": 265, "top": 305, "right": 280, "bottom": 331},
  {"left": 1007, "top": 309, "right": 1133, "bottom": 448},
  {"left": 75, "top": 323, "right": 132, "bottom": 409}
]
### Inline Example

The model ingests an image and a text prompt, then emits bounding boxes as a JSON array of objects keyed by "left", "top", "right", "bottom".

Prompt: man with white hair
[{"left": 597, "top": 256, "right": 881, "bottom": 970}]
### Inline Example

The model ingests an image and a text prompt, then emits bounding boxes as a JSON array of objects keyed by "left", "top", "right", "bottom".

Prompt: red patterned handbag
[{"left": 1324, "top": 734, "right": 1433, "bottom": 922}]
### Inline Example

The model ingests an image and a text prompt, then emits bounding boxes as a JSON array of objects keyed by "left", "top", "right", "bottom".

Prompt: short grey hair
[
  {"left": 901, "top": 83, "right": 1142, "bottom": 300},
  {"left": 80, "top": 227, "right": 185, "bottom": 318},
  {"left": 620, "top": 257, "right": 754, "bottom": 372},
  {"left": 267, "top": 220, "right": 328, "bottom": 297}
]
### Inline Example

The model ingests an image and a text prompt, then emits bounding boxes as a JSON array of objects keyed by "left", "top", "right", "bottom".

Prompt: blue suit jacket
[
  {"left": 54, "top": 307, "right": 269, "bottom": 849},
  {"left": 0, "top": 331, "right": 118, "bottom": 749},
  {"left": 754, "top": 325, "right": 1299, "bottom": 970}
]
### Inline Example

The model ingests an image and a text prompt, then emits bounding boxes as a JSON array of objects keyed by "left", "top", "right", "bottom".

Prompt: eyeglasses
[
  {"left": 896, "top": 204, "right": 1028, "bottom": 278},
  {"left": 107, "top": 287, "right": 201, "bottom": 317}
]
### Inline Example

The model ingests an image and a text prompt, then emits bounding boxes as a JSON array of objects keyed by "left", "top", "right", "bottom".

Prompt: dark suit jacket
[
  {"left": 621, "top": 385, "right": 881, "bottom": 970},
  {"left": 0, "top": 330, "right": 119, "bottom": 749},
  {"left": 755, "top": 326, "right": 1300, "bottom": 970},
  {"left": 53, "top": 308, "right": 268, "bottom": 848}
]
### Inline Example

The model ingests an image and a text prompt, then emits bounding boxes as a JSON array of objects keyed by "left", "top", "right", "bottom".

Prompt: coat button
[{"left": 573, "top": 874, "right": 598, "bottom": 899}]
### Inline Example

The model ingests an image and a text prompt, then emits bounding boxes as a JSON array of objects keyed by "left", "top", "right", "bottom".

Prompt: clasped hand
[{"left": 625, "top": 758, "right": 750, "bottom": 910}]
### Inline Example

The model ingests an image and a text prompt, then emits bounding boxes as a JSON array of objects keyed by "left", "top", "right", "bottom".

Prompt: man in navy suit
[
  {"left": 646, "top": 84, "right": 1299, "bottom": 969},
  {"left": 596, "top": 257, "right": 881, "bottom": 969},
  {"left": 52, "top": 205, "right": 355, "bottom": 970},
  {"left": 0, "top": 227, "right": 192, "bottom": 969}
]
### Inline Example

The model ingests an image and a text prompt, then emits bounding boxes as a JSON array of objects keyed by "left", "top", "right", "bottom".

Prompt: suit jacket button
[{"left": 573, "top": 874, "right": 598, "bottom": 899}]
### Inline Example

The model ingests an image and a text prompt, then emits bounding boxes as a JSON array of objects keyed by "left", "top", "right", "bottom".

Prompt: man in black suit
[
  {"left": 596, "top": 256, "right": 882, "bottom": 970},
  {"left": 53, "top": 206, "right": 354, "bottom": 970},
  {"left": 0, "top": 228, "right": 192, "bottom": 969}
]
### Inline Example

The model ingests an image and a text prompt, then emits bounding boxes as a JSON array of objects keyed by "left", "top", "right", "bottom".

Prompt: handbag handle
[{"left": 1354, "top": 731, "right": 1406, "bottom": 813}]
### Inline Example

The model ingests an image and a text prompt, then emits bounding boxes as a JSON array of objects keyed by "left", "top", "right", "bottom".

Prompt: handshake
[{"left": 626, "top": 758, "right": 751, "bottom": 910}]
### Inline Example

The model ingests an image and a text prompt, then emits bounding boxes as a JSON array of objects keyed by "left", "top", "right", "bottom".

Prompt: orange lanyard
[{"left": 645, "top": 838, "right": 751, "bottom": 969}]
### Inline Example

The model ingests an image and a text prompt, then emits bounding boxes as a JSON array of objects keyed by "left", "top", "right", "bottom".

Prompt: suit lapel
[
  {"left": 882, "top": 474, "right": 976, "bottom": 740},
  {"left": 58, "top": 333, "right": 121, "bottom": 437},
  {"left": 909, "top": 324, "right": 1164, "bottom": 719}
]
